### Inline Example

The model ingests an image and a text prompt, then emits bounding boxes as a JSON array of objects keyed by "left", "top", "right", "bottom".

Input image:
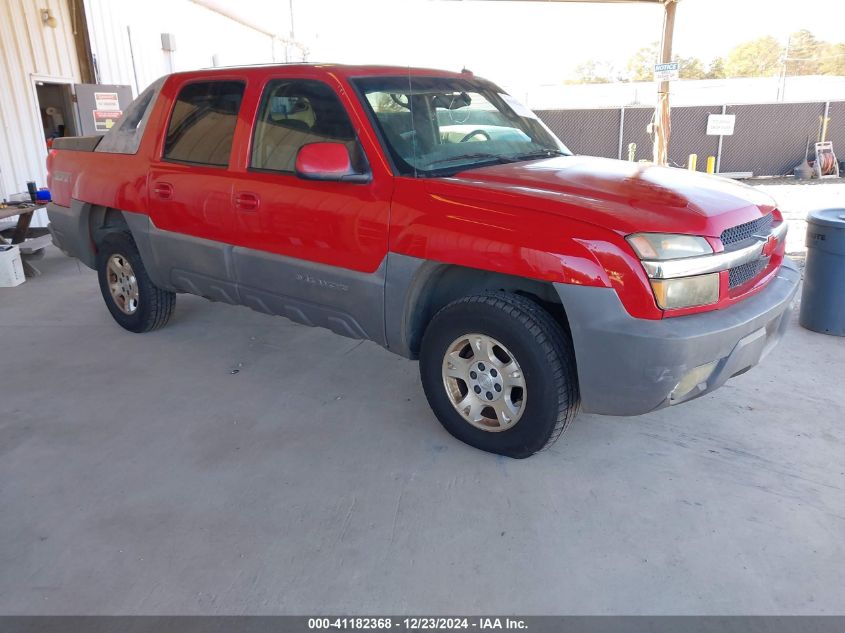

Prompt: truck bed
[{"left": 51, "top": 136, "right": 102, "bottom": 152}]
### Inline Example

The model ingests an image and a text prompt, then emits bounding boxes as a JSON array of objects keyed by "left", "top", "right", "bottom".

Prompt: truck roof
[{"left": 167, "top": 63, "right": 475, "bottom": 81}]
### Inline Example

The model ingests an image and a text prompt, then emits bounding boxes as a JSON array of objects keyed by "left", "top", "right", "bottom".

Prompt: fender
[
  {"left": 385, "top": 253, "right": 577, "bottom": 359},
  {"left": 46, "top": 200, "right": 96, "bottom": 269},
  {"left": 120, "top": 211, "right": 175, "bottom": 291},
  {"left": 46, "top": 201, "right": 171, "bottom": 293},
  {"left": 387, "top": 177, "right": 663, "bottom": 320}
]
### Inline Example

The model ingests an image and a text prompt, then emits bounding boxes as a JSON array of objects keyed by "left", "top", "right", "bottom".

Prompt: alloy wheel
[
  {"left": 441, "top": 333, "right": 527, "bottom": 432},
  {"left": 106, "top": 253, "right": 139, "bottom": 315}
]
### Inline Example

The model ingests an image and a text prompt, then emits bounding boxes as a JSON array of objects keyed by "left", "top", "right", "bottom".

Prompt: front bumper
[{"left": 554, "top": 257, "right": 800, "bottom": 416}]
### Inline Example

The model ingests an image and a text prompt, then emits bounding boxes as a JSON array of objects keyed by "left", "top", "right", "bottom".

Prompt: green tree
[
  {"left": 706, "top": 57, "right": 726, "bottom": 79},
  {"left": 783, "top": 31, "right": 845, "bottom": 76},
  {"left": 724, "top": 36, "right": 784, "bottom": 77},
  {"left": 570, "top": 60, "right": 614, "bottom": 84},
  {"left": 787, "top": 29, "right": 823, "bottom": 75},
  {"left": 627, "top": 42, "right": 659, "bottom": 81},
  {"left": 677, "top": 56, "right": 707, "bottom": 80},
  {"left": 818, "top": 42, "right": 845, "bottom": 75}
]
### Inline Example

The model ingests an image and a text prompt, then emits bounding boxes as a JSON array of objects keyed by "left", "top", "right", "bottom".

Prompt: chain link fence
[{"left": 537, "top": 101, "right": 844, "bottom": 177}]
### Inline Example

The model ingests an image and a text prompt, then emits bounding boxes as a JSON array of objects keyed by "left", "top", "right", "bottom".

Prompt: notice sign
[
  {"left": 706, "top": 114, "right": 736, "bottom": 136},
  {"left": 654, "top": 61, "right": 680, "bottom": 82},
  {"left": 93, "top": 109, "right": 122, "bottom": 132},
  {"left": 94, "top": 92, "right": 120, "bottom": 110}
]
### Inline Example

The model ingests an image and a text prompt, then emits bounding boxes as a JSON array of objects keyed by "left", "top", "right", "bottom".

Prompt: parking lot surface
[{"left": 1, "top": 182, "right": 844, "bottom": 613}]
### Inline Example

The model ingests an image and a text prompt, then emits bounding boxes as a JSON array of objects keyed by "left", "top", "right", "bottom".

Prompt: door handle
[
  {"left": 152, "top": 182, "right": 173, "bottom": 199},
  {"left": 234, "top": 192, "right": 260, "bottom": 211}
]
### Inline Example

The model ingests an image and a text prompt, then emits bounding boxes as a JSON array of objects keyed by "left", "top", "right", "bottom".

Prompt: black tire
[
  {"left": 96, "top": 231, "right": 175, "bottom": 333},
  {"left": 419, "top": 291, "right": 579, "bottom": 458}
]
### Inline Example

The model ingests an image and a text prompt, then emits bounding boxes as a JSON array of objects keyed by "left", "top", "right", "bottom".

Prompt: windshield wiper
[
  {"left": 509, "top": 149, "right": 567, "bottom": 162},
  {"left": 424, "top": 153, "right": 515, "bottom": 168}
]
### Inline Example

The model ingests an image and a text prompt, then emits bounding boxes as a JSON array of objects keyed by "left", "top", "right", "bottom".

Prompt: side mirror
[{"left": 294, "top": 142, "right": 369, "bottom": 183}]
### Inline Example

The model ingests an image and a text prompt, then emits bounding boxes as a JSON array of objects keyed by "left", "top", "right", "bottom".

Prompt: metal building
[{"left": 0, "top": 0, "right": 298, "bottom": 221}]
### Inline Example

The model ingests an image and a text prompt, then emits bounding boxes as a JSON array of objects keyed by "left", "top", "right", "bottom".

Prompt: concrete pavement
[{"left": 1, "top": 247, "right": 844, "bottom": 615}]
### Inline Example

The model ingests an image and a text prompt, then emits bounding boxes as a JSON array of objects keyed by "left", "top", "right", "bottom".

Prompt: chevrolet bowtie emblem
[{"left": 761, "top": 234, "right": 778, "bottom": 257}]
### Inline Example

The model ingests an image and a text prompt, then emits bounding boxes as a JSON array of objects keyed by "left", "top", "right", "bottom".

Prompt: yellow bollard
[
  {"left": 706, "top": 156, "right": 716, "bottom": 174},
  {"left": 688, "top": 154, "right": 698, "bottom": 171},
  {"left": 627, "top": 142, "right": 637, "bottom": 162}
]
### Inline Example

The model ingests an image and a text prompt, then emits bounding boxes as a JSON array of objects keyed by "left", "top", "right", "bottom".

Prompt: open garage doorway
[{"left": 34, "top": 80, "right": 79, "bottom": 147}]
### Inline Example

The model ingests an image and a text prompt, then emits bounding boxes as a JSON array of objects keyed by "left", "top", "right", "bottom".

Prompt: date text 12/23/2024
[{"left": 308, "top": 617, "right": 528, "bottom": 630}]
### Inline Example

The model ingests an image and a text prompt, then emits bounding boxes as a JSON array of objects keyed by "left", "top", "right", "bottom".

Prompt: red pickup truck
[{"left": 47, "top": 64, "right": 799, "bottom": 457}]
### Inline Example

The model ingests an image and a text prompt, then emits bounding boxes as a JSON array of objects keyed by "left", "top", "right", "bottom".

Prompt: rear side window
[
  {"left": 96, "top": 77, "right": 165, "bottom": 155},
  {"left": 163, "top": 81, "right": 245, "bottom": 166},
  {"left": 251, "top": 79, "right": 360, "bottom": 173}
]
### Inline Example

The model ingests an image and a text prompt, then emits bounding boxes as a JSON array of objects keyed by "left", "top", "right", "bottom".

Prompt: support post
[
  {"left": 822, "top": 101, "right": 831, "bottom": 142},
  {"left": 653, "top": 0, "right": 677, "bottom": 166},
  {"left": 715, "top": 104, "right": 726, "bottom": 173},
  {"left": 617, "top": 107, "right": 626, "bottom": 160}
]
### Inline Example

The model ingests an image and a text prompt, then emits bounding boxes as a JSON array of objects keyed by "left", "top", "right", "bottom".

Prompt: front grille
[
  {"left": 720, "top": 213, "right": 774, "bottom": 247},
  {"left": 729, "top": 257, "right": 769, "bottom": 289}
]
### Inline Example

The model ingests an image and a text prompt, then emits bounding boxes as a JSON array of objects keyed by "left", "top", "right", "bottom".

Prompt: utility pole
[
  {"left": 777, "top": 33, "right": 791, "bottom": 102},
  {"left": 289, "top": 0, "right": 296, "bottom": 42},
  {"left": 652, "top": 0, "right": 677, "bottom": 166}
]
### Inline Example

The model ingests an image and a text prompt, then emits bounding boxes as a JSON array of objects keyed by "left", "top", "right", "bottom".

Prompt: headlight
[
  {"left": 626, "top": 233, "right": 713, "bottom": 260},
  {"left": 627, "top": 233, "right": 719, "bottom": 310},
  {"left": 650, "top": 273, "right": 720, "bottom": 310}
]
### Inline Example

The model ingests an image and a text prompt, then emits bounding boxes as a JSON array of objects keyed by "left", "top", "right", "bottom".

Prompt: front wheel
[
  {"left": 96, "top": 231, "right": 175, "bottom": 333},
  {"left": 419, "top": 291, "right": 579, "bottom": 458}
]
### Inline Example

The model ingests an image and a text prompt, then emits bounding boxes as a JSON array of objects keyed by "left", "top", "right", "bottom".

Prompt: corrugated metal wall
[
  {"left": 0, "top": 0, "right": 283, "bottom": 208},
  {"left": 0, "top": 0, "right": 81, "bottom": 202},
  {"left": 83, "top": 0, "right": 138, "bottom": 91},
  {"left": 84, "top": 0, "right": 281, "bottom": 96}
]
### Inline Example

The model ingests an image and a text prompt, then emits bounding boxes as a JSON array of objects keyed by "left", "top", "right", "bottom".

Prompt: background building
[{"left": 0, "top": 0, "right": 303, "bottom": 220}]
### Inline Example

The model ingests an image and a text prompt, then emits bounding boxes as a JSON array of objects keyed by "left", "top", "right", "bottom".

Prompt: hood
[{"left": 447, "top": 155, "right": 776, "bottom": 237}]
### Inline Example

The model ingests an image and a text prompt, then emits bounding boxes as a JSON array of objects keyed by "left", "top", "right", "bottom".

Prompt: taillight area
[{"left": 46, "top": 149, "right": 56, "bottom": 188}]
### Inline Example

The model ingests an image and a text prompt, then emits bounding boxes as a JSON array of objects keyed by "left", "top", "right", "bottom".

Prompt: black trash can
[{"left": 799, "top": 208, "right": 845, "bottom": 336}]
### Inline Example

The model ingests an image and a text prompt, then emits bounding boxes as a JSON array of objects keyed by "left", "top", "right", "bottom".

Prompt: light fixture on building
[
  {"left": 41, "top": 8, "right": 57, "bottom": 28},
  {"left": 161, "top": 33, "right": 177, "bottom": 52}
]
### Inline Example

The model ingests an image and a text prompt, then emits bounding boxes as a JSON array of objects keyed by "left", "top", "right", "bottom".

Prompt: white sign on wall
[
  {"left": 94, "top": 92, "right": 120, "bottom": 111},
  {"left": 707, "top": 114, "right": 736, "bottom": 136},
  {"left": 654, "top": 62, "right": 680, "bottom": 82}
]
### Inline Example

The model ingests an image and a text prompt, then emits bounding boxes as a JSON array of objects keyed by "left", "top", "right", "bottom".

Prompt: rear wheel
[
  {"left": 419, "top": 291, "right": 579, "bottom": 458},
  {"left": 96, "top": 232, "right": 175, "bottom": 333}
]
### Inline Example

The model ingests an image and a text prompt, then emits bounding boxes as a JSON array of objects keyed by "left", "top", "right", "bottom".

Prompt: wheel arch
[
  {"left": 87, "top": 207, "right": 170, "bottom": 290},
  {"left": 385, "top": 253, "right": 571, "bottom": 359},
  {"left": 89, "top": 206, "right": 130, "bottom": 245}
]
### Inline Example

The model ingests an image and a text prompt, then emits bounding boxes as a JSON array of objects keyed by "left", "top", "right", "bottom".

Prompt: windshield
[{"left": 351, "top": 75, "right": 570, "bottom": 177}]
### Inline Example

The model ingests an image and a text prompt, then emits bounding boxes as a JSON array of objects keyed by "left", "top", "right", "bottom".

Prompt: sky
[
  {"left": 203, "top": 0, "right": 845, "bottom": 91},
  {"left": 291, "top": 0, "right": 845, "bottom": 84}
]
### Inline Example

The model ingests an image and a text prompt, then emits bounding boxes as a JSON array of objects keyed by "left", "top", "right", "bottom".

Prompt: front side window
[
  {"left": 251, "top": 79, "right": 364, "bottom": 173},
  {"left": 163, "top": 80, "right": 245, "bottom": 166},
  {"left": 352, "top": 76, "right": 570, "bottom": 177}
]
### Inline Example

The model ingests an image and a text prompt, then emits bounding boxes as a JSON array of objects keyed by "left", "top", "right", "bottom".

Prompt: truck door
[
  {"left": 228, "top": 77, "right": 391, "bottom": 343},
  {"left": 147, "top": 79, "right": 247, "bottom": 303}
]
